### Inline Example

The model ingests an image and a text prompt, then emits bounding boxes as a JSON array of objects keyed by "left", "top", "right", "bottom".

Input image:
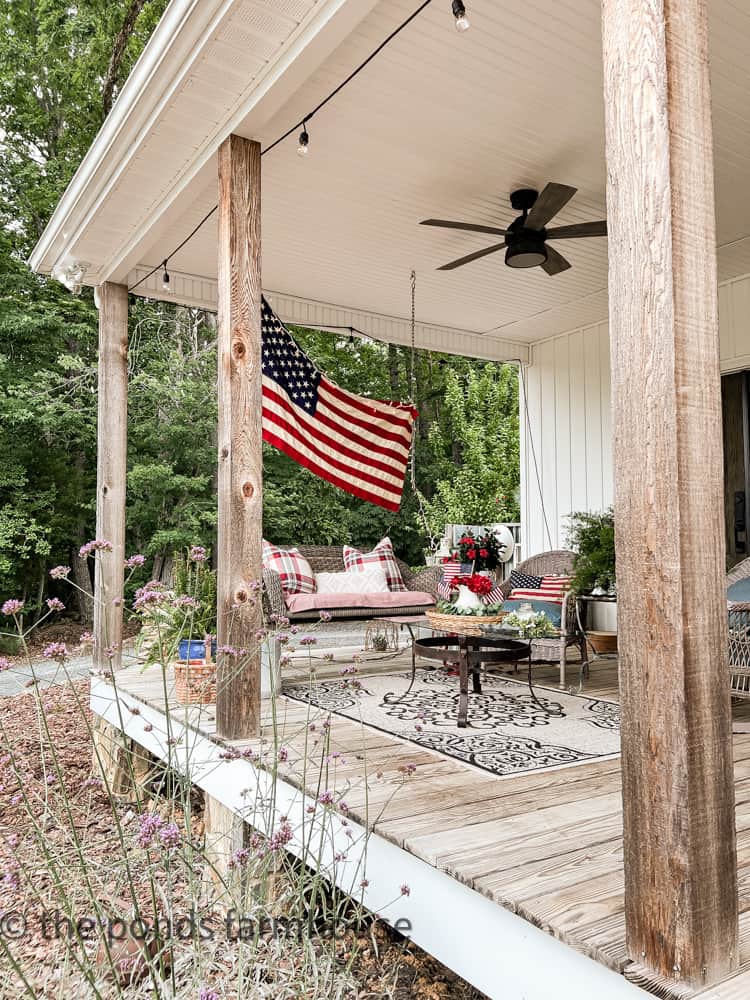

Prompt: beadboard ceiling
[{"left": 32, "top": 0, "right": 750, "bottom": 350}]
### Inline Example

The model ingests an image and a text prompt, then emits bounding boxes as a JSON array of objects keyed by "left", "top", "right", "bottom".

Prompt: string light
[
  {"left": 452, "top": 0, "right": 470, "bottom": 31},
  {"left": 128, "top": 0, "right": 460, "bottom": 295},
  {"left": 297, "top": 124, "right": 310, "bottom": 157}
]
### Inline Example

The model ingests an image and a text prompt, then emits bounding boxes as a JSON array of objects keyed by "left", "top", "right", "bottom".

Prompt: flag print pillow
[
  {"left": 342, "top": 537, "right": 407, "bottom": 592},
  {"left": 262, "top": 541, "right": 315, "bottom": 596}
]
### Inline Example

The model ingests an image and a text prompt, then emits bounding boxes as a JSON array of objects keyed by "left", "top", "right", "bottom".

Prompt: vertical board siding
[
  {"left": 522, "top": 321, "right": 612, "bottom": 554},
  {"left": 521, "top": 270, "right": 750, "bottom": 556}
]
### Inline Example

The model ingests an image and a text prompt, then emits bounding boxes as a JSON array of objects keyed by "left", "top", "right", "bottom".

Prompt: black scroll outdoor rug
[{"left": 284, "top": 667, "right": 621, "bottom": 778}]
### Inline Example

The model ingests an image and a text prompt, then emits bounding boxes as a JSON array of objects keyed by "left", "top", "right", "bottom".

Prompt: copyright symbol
[{"left": 0, "top": 911, "right": 25, "bottom": 938}]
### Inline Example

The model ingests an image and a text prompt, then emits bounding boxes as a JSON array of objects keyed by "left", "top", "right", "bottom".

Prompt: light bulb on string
[
  {"left": 452, "top": 0, "right": 470, "bottom": 31},
  {"left": 161, "top": 262, "right": 171, "bottom": 292},
  {"left": 297, "top": 124, "right": 309, "bottom": 157}
]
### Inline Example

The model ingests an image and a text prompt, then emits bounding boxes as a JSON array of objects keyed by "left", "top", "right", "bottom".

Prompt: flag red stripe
[
  {"left": 262, "top": 428, "right": 401, "bottom": 511},
  {"left": 318, "top": 382, "right": 413, "bottom": 450},
  {"left": 262, "top": 406, "right": 404, "bottom": 499},
  {"left": 320, "top": 377, "right": 417, "bottom": 430},
  {"left": 263, "top": 381, "right": 409, "bottom": 465},
  {"left": 262, "top": 392, "right": 404, "bottom": 483}
]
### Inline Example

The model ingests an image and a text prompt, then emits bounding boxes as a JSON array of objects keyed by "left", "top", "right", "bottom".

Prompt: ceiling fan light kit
[{"left": 420, "top": 183, "right": 607, "bottom": 276}]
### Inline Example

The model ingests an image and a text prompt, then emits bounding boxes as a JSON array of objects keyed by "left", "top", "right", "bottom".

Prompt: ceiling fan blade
[
  {"left": 421, "top": 218, "right": 508, "bottom": 237},
  {"left": 540, "top": 245, "right": 572, "bottom": 276},
  {"left": 526, "top": 183, "right": 578, "bottom": 230},
  {"left": 546, "top": 220, "right": 608, "bottom": 240},
  {"left": 437, "top": 241, "right": 507, "bottom": 271}
]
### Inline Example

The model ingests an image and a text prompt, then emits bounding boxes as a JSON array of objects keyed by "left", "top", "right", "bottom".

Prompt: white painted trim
[
  {"left": 30, "top": 0, "right": 380, "bottom": 283},
  {"left": 91, "top": 677, "right": 649, "bottom": 1000},
  {"left": 126, "top": 266, "right": 530, "bottom": 363}
]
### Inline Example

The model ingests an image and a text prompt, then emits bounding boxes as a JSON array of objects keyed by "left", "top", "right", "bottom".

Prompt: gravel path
[{"left": 0, "top": 654, "right": 93, "bottom": 697}]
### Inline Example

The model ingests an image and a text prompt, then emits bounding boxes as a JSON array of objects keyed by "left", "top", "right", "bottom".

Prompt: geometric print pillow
[
  {"left": 262, "top": 540, "right": 315, "bottom": 596},
  {"left": 342, "top": 536, "right": 407, "bottom": 592}
]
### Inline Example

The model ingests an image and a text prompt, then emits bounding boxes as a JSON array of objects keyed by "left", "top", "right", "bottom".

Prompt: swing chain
[{"left": 408, "top": 270, "right": 438, "bottom": 553}]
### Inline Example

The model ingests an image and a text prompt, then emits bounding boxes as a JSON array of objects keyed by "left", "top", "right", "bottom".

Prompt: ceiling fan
[{"left": 420, "top": 184, "right": 607, "bottom": 276}]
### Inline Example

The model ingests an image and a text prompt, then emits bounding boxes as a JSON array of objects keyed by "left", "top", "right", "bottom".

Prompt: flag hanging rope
[{"left": 261, "top": 297, "right": 417, "bottom": 512}]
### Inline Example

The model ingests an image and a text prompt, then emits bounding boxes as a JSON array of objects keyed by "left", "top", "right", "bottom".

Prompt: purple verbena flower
[
  {"left": 135, "top": 812, "right": 163, "bottom": 849},
  {"left": 319, "top": 611, "right": 332, "bottom": 622},
  {"left": 0, "top": 658, "right": 11, "bottom": 673},
  {"left": 49, "top": 565, "right": 70, "bottom": 580},
  {"left": 318, "top": 790, "right": 334, "bottom": 806},
  {"left": 269, "top": 821, "right": 293, "bottom": 852},
  {"left": 42, "top": 642, "right": 68, "bottom": 663},
  {"left": 299, "top": 635, "right": 316, "bottom": 647},
  {"left": 158, "top": 822, "right": 181, "bottom": 849},
  {"left": 228, "top": 848, "right": 250, "bottom": 869},
  {"left": 189, "top": 545, "right": 207, "bottom": 563},
  {"left": 125, "top": 554, "right": 146, "bottom": 570},
  {"left": 1, "top": 600, "right": 24, "bottom": 617},
  {"left": 400, "top": 884, "right": 411, "bottom": 896},
  {"left": 199, "top": 990, "right": 219, "bottom": 1000},
  {"left": 278, "top": 746, "right": 289, "bottom": 762},
  {"left": 46, "top": 598, "right": 65, "bottom": 612},
  {"left": 79, "top": 539, "right": 113, "bottom": 558}
]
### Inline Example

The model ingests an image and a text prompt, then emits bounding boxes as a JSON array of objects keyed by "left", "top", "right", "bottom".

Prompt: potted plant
[
  {"left": 566, "top": 509, "right": 617, "bottom": 649},
  {"left": 453, "top": 530, "right": 504, "bottom": 573},
  {"left": 135, "top": 548, "right": 218, "bottom": 703}
]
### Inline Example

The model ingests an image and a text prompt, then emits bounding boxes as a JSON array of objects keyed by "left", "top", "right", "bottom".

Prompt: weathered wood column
[
  {"left": 216, "top": 134, "right": 263, "bottom": 739},
  {"left": 94, "top": 281, "right": 129, "bottom": 671},
  {"left": 602, "top": 0, "right": 738, "bottom": 985}
]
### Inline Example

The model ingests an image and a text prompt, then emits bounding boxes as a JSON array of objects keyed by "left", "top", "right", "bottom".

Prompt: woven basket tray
[
  {"left": 174, "top": 661, "right": 217, "bottom": 705},
  {"left": 426, "top": 609, "right": 507, "bottom": 637}
]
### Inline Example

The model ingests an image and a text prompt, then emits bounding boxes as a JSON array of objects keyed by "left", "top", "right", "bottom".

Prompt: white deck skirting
[{"left": 91, "top": 677, "right": 649, "bottom": 1000}]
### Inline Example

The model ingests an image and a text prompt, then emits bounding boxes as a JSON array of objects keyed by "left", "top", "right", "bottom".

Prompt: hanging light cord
[{"left": 128, "top": 0, "right": 435, "bottom": 293}]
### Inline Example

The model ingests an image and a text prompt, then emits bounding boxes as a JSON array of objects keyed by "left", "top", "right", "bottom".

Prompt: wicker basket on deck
[
  {"left": 426, "top": 609, "right": 507, "bottom": 637},
  {"left": 174, "top": 661, "right": 217, "bottom": 705}
]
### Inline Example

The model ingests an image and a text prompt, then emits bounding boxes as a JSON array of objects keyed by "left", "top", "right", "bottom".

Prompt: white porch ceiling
[{"left": 31, "top": 0, "right": 750, "bottom": 352}]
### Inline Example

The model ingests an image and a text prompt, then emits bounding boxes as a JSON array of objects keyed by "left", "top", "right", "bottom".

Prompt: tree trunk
[{"left": 72, "top": 528, "right": 95, "bottom": 626}]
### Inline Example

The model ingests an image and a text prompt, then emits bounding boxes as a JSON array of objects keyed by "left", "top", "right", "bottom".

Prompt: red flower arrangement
[
  {"left": 450, "top": 573, "right": 494, "bottom": 596},
  {"left": 452, "top": 530, "right": 502, "bottom": 571}
]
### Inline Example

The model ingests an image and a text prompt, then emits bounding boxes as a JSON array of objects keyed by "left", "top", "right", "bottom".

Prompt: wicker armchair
[
  {"left": 499, "top": 549, "right": 586, "bottom": 689},
  {"left": 727, "top": 557, "right": 750, "bottom": 699},
  {"left": 262, "top": 544, "right": 441, "bottom": 622}
]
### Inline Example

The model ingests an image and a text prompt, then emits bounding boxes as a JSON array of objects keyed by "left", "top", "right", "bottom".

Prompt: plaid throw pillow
[
  {"left": 342, "top": 536, "right": 407, "bottom": 592},
  {"left": 262, "top": 541, "right": 315, "bottom": 596}
]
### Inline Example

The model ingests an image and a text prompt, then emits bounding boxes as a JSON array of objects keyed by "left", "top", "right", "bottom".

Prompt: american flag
[
  {"left": 437, "top": 562, "right": 505, "bottom": 605},
  {"left": 261, "top": 298, "right": 417, "bottom": 512}
]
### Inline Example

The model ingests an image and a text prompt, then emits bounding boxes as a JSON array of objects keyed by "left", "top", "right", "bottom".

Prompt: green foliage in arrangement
[
  {"left": 0, "top": 0, "right": 522, "bottom": 615},
  {"left": 566, "top": 508, "right": 616, "bottom": 594}
]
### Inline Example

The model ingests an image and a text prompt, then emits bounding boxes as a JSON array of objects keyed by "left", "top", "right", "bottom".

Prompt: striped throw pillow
[
  {"left": 262, "top": 541, "right": 315, "bottom": 596},
  {"left": 342, "top": 536, "right": 407, "bottom": 592}
]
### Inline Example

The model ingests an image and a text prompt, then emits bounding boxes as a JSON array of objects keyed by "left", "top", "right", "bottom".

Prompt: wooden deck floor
[{"left": 98, "top": 654, "right": 750, "bottom": 1000}]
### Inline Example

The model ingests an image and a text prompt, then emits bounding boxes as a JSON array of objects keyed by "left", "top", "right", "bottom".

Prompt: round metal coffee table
[{"left": 412, "top": 635, "right": 531, "bottom": 728}]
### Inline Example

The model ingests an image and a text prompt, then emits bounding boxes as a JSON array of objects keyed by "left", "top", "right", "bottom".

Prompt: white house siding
[{"left": 520, "top": 271, "right": 750, "bottom": 557}]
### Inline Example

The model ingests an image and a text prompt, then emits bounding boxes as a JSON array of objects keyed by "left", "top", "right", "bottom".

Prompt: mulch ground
[{"left": 0, "top": 680, "right": 485, "bottom": 999}]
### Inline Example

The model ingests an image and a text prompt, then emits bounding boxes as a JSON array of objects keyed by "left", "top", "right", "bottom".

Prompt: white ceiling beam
[{"left": 126, "top": 266, "right": 530, "bottom": 363}]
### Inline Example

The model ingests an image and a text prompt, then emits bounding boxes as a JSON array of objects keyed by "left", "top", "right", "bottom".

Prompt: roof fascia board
[
  {"left": 29, "top": 0, "right": 237, "bottom": 273},
  {"left": 31, "top": 0, "right": 379, "bottom": 284}
]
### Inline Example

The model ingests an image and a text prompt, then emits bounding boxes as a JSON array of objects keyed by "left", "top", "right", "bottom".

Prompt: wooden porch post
[
  {"left": 94, "top": 281, "right": 129, "bottom": 671},
  {"left": 215, "top": 134, "right": 263, "bottom": 740},
  {"left": 601, "top": 0, "right": 738, "bottom": 986}
]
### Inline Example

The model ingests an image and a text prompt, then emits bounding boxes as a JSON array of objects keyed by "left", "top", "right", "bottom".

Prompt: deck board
[{"left": 105, "top": 656, "right": 750, "bottom": 998}]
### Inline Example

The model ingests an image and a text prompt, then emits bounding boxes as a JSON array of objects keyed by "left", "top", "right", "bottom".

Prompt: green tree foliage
[{"left": 0, "top": 0, "right": 521, "bottom": 615}]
